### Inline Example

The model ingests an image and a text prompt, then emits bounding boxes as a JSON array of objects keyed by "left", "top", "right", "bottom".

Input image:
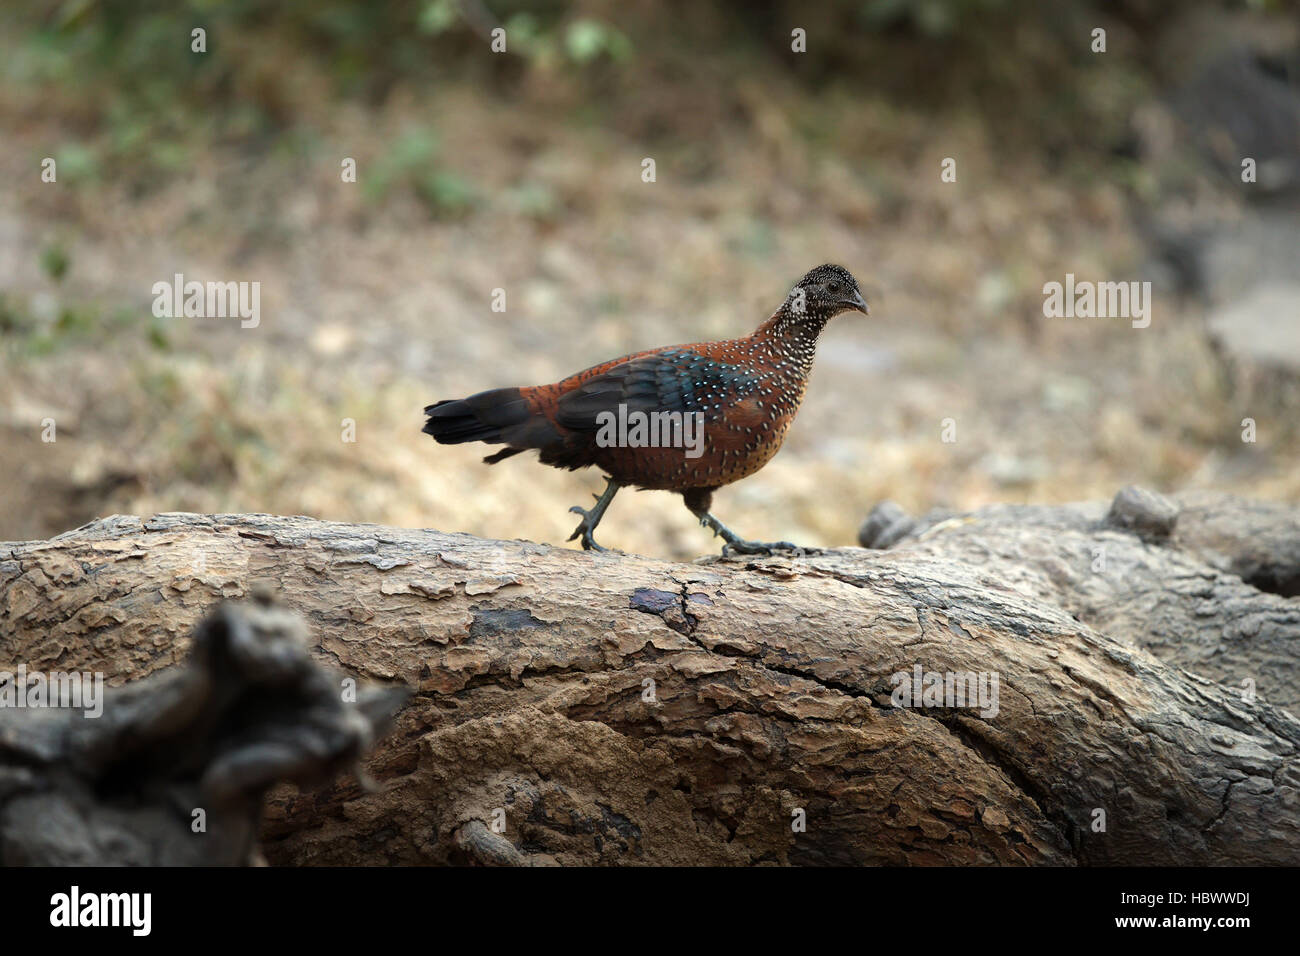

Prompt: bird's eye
[{"left": 827, "top": 282, "right": 840, "bottom": 293}]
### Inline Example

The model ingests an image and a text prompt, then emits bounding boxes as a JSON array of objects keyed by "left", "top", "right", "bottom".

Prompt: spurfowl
[{"left": 423, "top": 264, "right": 869, "bottom": 554}]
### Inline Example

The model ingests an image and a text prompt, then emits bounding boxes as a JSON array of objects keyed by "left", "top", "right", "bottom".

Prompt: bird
[{"left": 423, "top": 263, "right": 869, "bottom": 554}]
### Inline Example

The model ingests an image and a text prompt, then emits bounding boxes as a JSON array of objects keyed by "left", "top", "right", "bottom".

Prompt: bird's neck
[{"left": 754, "top": 307, "right": 832, "bottom": 373}]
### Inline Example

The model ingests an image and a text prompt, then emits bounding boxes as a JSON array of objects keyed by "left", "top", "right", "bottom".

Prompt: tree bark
[{"left": 2, "top": 488, "right": 1298, "bottom": 865}]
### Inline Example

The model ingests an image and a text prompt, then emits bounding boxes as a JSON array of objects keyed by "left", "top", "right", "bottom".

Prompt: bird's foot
[
  {"left": 567, "top": 504, "right": 608, "bottom": 552},
  {"left": 698, "top": 513, "right": 819, "bottom": 557},
  {"left": 565, "top": 480, "right": 622, "bottom": 552},
  {"left": 721, "top": 537, "right": 818, "bottom": 557}
]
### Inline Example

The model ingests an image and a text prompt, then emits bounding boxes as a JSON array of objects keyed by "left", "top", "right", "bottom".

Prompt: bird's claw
[
  {"left": 721, "top": 539, "right": 819, "bottom": 557},
  {"left": 567, "top": 505, "right": 608, "bottom": 552},
  {"left": 698, "top": 513, "right": 818, "bottom": 557}
]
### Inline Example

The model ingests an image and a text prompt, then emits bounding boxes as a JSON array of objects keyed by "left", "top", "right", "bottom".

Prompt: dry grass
[{"left": 2, "top": 59, "right": 1296, "bottom": 557}]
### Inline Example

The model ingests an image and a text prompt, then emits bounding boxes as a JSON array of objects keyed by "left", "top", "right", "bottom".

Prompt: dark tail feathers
[{"left": 423, "top": 387, "right": 556, "bottom": 464}]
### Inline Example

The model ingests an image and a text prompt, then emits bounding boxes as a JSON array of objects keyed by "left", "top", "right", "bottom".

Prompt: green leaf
[{"left": 418, "top": 0, "right": 458, "bottom": 36}]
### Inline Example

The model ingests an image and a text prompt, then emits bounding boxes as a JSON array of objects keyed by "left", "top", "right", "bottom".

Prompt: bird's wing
[{"left": 554, "top": 349, "right": 762, "bottom": 431}]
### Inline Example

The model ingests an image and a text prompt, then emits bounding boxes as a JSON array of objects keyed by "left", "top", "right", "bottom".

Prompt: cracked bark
[{"left": 2, "top": 487, "right": 1298, "bottom": 865}]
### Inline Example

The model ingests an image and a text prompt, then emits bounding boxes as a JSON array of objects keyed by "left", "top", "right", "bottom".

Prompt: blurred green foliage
[
  {"left": 5, "top": 0, "right": 1296, "bottom": 194},
  {"left": 0, "top": 289, "right": 171, "bottom": 358},
  {"left": 40, "top": 242, "right": 70, "bottom": 283},
  {"left": 859, "top": 0, "right": 1012, "bottom": 37},
  {"left": 362, "top": 127, "right": 478, "bottom": 217},
  {"left": 7, "top": 0, "right": 640, "bottom": 193}
]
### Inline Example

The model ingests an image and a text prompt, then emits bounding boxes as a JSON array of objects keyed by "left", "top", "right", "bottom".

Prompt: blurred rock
[
  {"left": 1207, "top": 282, "right": 1300, "bottom": 375},
  {"left": 858, "top": 500, "right": 915, "bottom": 549},
  {"left": 1105, "top": 485, "right": 1180, "bottom": 542}
]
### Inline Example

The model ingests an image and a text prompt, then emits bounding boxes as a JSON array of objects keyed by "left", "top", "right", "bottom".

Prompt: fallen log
[
  {"left": 860, "top": 487, "right": 1300, "bottom": 712},
  {"left": 2, "top": 488, "right": 1298, "bottom": 865}
]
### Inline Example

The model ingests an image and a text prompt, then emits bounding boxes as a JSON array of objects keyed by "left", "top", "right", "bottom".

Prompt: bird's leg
[
  {"left": 683, "top": 488, "right": 816, "bottom": 556},
  {"left": 567, "top": 477, "right": 621, "bottom": 552},
  {"left": 696, "top": 511, "right": 812, "bottom": 555}
]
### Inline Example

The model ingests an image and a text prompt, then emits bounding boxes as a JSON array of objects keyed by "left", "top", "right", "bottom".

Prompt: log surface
[{"left": 2, "top": 489, "right": 1298, "bottom": 865}]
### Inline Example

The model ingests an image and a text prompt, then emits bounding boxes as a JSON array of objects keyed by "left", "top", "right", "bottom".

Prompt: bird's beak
[{"left": 845, "top": 290, "right": 869, "bottom": 315}]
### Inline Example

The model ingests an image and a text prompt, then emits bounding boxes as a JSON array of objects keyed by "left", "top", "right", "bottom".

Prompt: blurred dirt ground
[{"left": 1, "top": 7, "right": 1297, "bottom": 560}]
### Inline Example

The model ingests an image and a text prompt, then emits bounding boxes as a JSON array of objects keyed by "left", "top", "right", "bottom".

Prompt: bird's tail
[{"left": 422, "top": 387, "right": 558, "bottom": 464}]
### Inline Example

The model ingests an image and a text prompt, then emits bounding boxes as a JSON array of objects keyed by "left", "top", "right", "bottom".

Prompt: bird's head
[{"left": 786, "top": 264, "right": 869, "bottom": 320}]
